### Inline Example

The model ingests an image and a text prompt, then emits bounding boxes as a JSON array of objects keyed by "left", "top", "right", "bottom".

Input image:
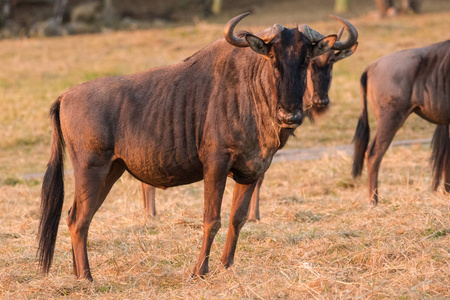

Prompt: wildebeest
[
  {"left": 352, "top": 40, "right": 450, "bottom": 204},
  {"left": 141, "top": 30, "right": 359, "bottom": 219},
  {"left": 38, "top": 13, "right": 358, "bottom": 280}
]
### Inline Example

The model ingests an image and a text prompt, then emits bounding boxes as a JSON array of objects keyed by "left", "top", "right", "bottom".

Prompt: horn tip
[
  {"left": 232, "top": 12, "right": 250, "bottom": 23},
  {"left": 328, "top": 14, "right": 341, "bottom": 21}
]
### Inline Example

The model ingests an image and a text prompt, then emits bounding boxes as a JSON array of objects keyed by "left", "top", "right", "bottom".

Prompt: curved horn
[
  {"left": 224, "top": 12, "right": 251, "bottom": 47},
  {"left": 298, "top": 24, "right": 326, "bottom": 43},
  {"left": 328, "top": 15, "right": 358, "bottom": 50},
  {"left": 298, "top": 15, "right": 358, "bottom": 50},
  {"left": 256, "top": 23, "right": 285, "bottom": 43}
]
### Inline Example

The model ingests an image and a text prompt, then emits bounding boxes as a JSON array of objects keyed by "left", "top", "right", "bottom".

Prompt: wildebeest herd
[{"left": 37, "top": 13, "right": 449, "bottom": 281}]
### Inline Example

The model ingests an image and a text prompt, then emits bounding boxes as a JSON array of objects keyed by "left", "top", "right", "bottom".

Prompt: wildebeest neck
[{"left": 206, "top": 39, "right": 289, "bottom": 153}]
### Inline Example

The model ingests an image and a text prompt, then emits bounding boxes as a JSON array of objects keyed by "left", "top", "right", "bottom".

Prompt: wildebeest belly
[
  {"left": 116, "top": 143, "right": 204, "bottom": 188},
  {"left": 414, "top": 106, "right": 450, "bottom": 125}
]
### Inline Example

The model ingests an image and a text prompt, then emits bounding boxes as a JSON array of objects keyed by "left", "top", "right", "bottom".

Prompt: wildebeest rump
[
  {"left": 352, "top": 40, "right": 450, "bottom": 204},
  {"left": 38, "top": 13, "right": 357, "bottom": 280},
  {"left": 141, "top": 30, "right": 359, "bottom": 219}
]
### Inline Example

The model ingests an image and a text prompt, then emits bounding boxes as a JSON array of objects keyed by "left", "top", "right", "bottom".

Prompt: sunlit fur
[{"left": 38, "top": 23, "right": 327, "bottom": 280}]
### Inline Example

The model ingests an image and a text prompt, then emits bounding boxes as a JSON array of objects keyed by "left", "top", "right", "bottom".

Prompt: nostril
[
  {"left": 286, "top": 112, "right": 302, "bottom": 124},
  {"left": 294, "top": 113, "right": 303, "bottom": 124},
  {"left": 315, "top": 98, "right": 329, "bottom": 107}
]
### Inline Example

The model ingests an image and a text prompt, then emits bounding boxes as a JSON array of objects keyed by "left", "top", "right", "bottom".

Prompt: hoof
[
  {"left": 221, "top": 257, "right": 234, "bottom": 269},
  {"left": 77, "top": 274, "right": 94, "bottom": 282},
  {"left": 190, "top": 273, "right": 207, "bottom": 279},
  {"left": 75, "top": 269, "right": 94, "bottom": 281},
  {"left": 247, "top": 213, "right": 260, "bottom": 222},
  {"left": 191, "top": 264, "right": 208, "bottom": 278}
]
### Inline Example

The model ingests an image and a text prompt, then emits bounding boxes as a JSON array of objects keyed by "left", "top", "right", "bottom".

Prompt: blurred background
[{"left": 0, "top": 0, "right": 447, "bottom": 38}]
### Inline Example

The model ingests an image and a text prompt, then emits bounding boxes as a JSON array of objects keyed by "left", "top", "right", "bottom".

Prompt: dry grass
[
  {"left": 1, "top": 0, "right": 450, "bottom": 298},
  {"left": 1, "top": 147, "right": 449, "bottom": 298}
]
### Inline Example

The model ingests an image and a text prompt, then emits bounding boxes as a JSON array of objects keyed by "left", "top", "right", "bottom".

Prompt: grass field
[{"left": 0, "top": 0, "right": 449, "bottom": 298}]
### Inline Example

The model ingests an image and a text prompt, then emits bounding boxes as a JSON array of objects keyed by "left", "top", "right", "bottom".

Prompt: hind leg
[
  {"left": 367, "top": 112, "right": 409, "bottom": 205},
  {"left": 67, "top": 159, "right": 124, "bottom": 280},
  {"left": 247, "top": 174, "right": 264, "bottom": 221},
  {"left": 142, "top": 183, "right": 156, "bottom": 216}
]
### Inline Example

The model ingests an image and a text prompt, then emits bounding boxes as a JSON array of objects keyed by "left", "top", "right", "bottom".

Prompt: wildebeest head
[
  {"left": 304, "top": 25, "right": 358, "bottom": 120},
  {"left": 224, "top": 13, "right": 358, "bottom": 129}
]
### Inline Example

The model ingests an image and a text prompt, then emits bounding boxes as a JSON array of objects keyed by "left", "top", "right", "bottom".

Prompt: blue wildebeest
[
  {"left": 352, "top": 40, "right": 450, "bottom": 204},
  {"left": 141, "top": 25, "right": 359, "bottom": 220},
  {"left": 38, "top": 13, "right": 357, "bottom": 280}
]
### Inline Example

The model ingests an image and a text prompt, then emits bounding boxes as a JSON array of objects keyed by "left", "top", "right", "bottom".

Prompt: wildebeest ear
[
  {"left": 311, "top": 34, "right": 337, "bottom": 57},
  {"left": 245, "top": 34, "right": 270, "bottom": 56},
  {"left": 333, "top": 42, "right": 358, "bottom": 62}
]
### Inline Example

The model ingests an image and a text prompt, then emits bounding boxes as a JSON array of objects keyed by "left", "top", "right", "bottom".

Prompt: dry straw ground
[{"left": 1, "top": 0, "right": 449, "bottom": 298}]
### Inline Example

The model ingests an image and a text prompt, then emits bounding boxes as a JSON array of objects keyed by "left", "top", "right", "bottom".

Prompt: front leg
[
  {"left": 221, "top": 180, "right": 257, "bottom": 268},
  {"left": 192, "top": 157, "right": 230, "bottom": 277}
]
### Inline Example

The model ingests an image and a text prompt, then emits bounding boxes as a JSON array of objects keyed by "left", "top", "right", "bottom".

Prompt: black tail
[
  {"left": 352, "top": 71, "right": 370, "bottom": 178},
  {"left": 430, "top": 125, "right": 450, "bottom": 191},
  {"left": 38, "top": 98, "right": 65, "bottom": 274}
]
